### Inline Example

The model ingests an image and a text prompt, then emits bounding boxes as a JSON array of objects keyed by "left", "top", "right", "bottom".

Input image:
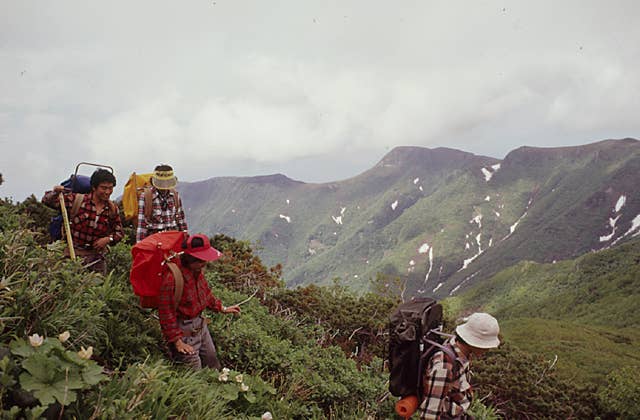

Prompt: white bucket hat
[{"left": 455, "top": 312, "right": 500, "bottom": 349}]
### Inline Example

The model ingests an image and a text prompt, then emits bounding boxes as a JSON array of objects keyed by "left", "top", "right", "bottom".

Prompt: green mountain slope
[
  {"left": 181, "top": 138, "right": 640, "bottom": 297},
  {"left": 448, "top": 236, "right": 640, "bottom": 383}
]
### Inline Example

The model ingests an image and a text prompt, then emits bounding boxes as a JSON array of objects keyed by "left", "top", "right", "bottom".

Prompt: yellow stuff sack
[{"left": 122, "top": 172, "right": 153, "bottom": 221}]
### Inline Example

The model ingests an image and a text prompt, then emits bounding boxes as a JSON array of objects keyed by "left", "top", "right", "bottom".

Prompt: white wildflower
[
  {"left": 28, "top": 333, "right": 44, "bottom": 347},
  {"left": 261, "top": 411, "right": 273, "bottom": 420},
  {"left": 78, "top": 346, "right": 93, "bottom": 360},
  {"left": 222, "top": 367, "right": 230, "bottom": 374},
  {"left": 235, "top": 374, "right": 243, "bottom": 383},
  {"left": 240, "top": 383, "right": 249, "bottom": 392},
  {"left": 58, "top": 331, "right": 70, "bottom": 343},
  {"left": 218, "top": 373, "right": 229, "bottom": 382}
]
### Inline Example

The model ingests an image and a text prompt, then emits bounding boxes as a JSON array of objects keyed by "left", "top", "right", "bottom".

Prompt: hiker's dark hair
[
  {"left": 455, "top": 332, "right": 469, "bottom": 346},
  {"left": 181, "top": 253, "right": 205, "bottom": 266},
  {"left": 154, "top": 164, "right": 173, "bottom": 172},
  {"left": 90, "top": 169, "right": 116, "bottom": 188}
]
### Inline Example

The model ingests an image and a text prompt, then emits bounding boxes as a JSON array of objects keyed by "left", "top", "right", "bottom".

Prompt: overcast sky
[{"left": 1, "top": 1, "right": 639, "bottom": 200}]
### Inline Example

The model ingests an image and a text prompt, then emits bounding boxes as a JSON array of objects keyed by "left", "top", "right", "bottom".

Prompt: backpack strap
[
  {"left": 70, "top": 194, "right": 117, "bottom": 221},
  {"left": 166, "top": 262, "right": 184, "bottom": 310},
  {"left": 418, "top": 339, "right": 462, "bottom": 399},
  {"left": 144, "top": 187, "right": 154, "bottom": 221},
  {"left": 143, "top": 187, "right": 181, "bottom": 221},
  {"left": 173, "top": 189, "right": 181, "bottom": 212},
  {"left": 70, "top": 193, "right": 85, "bottom": 219},
  {"left": 107, "top": 200, "right": 118, "bottom": 222}
]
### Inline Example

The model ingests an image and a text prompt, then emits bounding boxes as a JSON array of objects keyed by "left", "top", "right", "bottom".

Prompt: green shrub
[
  {"left": 1, "top": 333, "right": 106, "bottom": 417},
  {"left": 598, "top": 366, "right": 640, "bottom": 419},
  {"left": 472, "top": 343, "right": 603, "bottom": 418}
]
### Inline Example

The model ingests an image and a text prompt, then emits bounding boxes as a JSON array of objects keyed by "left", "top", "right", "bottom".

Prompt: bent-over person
[
  {"left": 420, "top": 312, "right": 500, "bottom": 419},
  {"left": 158, "top": 234, "right": 240, "bottom": 370}
]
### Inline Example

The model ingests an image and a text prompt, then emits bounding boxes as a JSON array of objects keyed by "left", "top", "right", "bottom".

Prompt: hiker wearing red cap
[
  {"left": 158, "top": 233, "right": 240, "bottom": 370},
  {"left": 419, "top": 313, "right": 500, "bottom": 419}
]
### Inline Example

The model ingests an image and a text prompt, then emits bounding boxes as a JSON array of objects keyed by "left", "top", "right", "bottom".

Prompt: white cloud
[{"left": 2, "top": 1, "right": 640, "bottom": 200}]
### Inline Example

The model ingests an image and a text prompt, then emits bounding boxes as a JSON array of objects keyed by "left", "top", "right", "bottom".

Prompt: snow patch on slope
[
  {"left": 423, "top": 247, "right": 434, "bottom": 284},
  {"left": 612, "top": 214, "right": 640, "bottom": 245},
  {"left": 481, "top": 163, "right": 501, "bottom": 182},
  {"left": 615, "top": 195, "right": 627, "bottom": 213},
  {"left": 459, "top": 234, "right": 483, "bottom": 271},
  {"left": 279, "top": 214, "right": 291, "bottom": 223},
  {"left": 481, "top": 168, "right": 493, "bottom": 182},
  {"left": 600, "top": 194, "right": 627, "bottom": 243}
]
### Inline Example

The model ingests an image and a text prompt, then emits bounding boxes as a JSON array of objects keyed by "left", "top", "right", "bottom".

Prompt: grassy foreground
[{"left": 2, "top": 197, "right": 638, "bottom": 418}]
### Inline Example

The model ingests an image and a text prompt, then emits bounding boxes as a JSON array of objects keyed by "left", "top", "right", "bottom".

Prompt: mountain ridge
[{"left": 180, "top": 138, "right": 640, "bottom": 296}]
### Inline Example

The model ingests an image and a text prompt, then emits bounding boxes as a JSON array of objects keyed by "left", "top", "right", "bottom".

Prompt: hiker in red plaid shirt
[
  {"left": 420, "top": 313, "right": 500, "bottom": 419},
  {"left": 158, "top": 234, "right": 240, "bottom": 370},
  {"left": 42, "top": 169, "right": 124, "bottom": 274}
]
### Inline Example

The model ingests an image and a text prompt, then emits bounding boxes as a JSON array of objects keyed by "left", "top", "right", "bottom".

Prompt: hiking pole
[{"left": 59, "top": 193, "right": 76, "bottom": 260}]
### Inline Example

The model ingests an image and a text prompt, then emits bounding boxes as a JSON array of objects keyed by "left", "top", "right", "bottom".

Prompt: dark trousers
[{"left": 64, "top": 247, "right": 106, "bottom": 274}]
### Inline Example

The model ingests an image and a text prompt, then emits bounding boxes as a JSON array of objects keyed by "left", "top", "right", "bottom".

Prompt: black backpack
[{"left": 388, "top": 297, "right": 458, "bottom": 398}]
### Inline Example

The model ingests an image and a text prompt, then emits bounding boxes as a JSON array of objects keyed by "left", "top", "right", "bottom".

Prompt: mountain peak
[
  {"left": 503, "top": 138, "right": 639, "bottom": 165},
  {"left": 246, "top": 173, "right": 304, "bottom": 186},
  {"left": 377, "top": 146, "right": 495, "bottom": 168}
]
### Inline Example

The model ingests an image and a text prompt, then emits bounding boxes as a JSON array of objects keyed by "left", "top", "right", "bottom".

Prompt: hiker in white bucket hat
[
  {"left": 456, "top": 312, "right": 501, "bottom": 349},
  {"left": 420, "top": 312, "right": 500, "bottom": 419}
]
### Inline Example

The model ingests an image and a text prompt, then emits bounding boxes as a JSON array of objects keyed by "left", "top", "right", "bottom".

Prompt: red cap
[{"left": 183, "top": 234, "right": 222, "bottom": 262}]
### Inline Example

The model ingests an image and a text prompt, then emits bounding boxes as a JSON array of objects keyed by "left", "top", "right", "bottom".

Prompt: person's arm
[
  {"left": 42, "top": 185, "right": 71, "bottom": 209},
  {"left": 204, "top": 283, "right": 240, "bottom": 314},
  {"left": 136, "top": 191, "right": 147, "bottom": 242},
  {"left": 110, "top": 206, "right": 124, "bottom": 243},
  {"left": 175, "top": 197, "right": 188, "bottom": 233},
  {"left": 158, "top": 272, "right": 182, "bottom": 344},
  {"left": 420, "top": 357, "right": 449, "bottom": 420}
]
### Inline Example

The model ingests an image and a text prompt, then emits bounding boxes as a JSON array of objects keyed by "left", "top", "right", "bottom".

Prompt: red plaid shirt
[
  {"left": 158, "top": 266, "right": 223, "bottom": 343},
  {"left": 42, "top": 190, "right": 124, "bottom": 248},
  {"left": 420, "top": 338, "right": 472, "bottom": 419}
]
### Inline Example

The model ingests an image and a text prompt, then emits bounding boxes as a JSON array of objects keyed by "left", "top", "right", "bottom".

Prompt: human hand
[
  {"left": 93, "top": 237, "right": 111, "bottom": 250},
  {"left": 53, "top": 185, "right": 65, "bottom": 193},
  {"left": 175, "top": 338, "right": 196, "bottom": 354},
  {"left": 222, "top": 305, "right": 241, "bottom": 315}
]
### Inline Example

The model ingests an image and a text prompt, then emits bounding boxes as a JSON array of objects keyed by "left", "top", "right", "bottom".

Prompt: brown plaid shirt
[
  {"left": 158, "top": 266, "right": 223, "bottom": 343},
  {"left": 420, "top": 338, "right": 472, "bottom": 419},
  {"left": 42, "top": 190, "right": 124, "bottom": 249}
]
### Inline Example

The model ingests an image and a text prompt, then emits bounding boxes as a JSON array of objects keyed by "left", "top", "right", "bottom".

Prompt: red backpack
[{"left": 130, "top": 231, "right": 187, "bottom": 308}]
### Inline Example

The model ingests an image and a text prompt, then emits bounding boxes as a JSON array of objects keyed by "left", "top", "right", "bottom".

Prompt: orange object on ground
[{"left": 395, "top": 395, "right": 419, "bottom": 418}]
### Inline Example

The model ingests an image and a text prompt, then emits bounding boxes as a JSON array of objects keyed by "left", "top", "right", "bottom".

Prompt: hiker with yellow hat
[
  {"left": 136, "top": 164, "right": 188, "bottom": 242},
  {"left": 419, "top": 312, "right": 500, "bottom": 419}
]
